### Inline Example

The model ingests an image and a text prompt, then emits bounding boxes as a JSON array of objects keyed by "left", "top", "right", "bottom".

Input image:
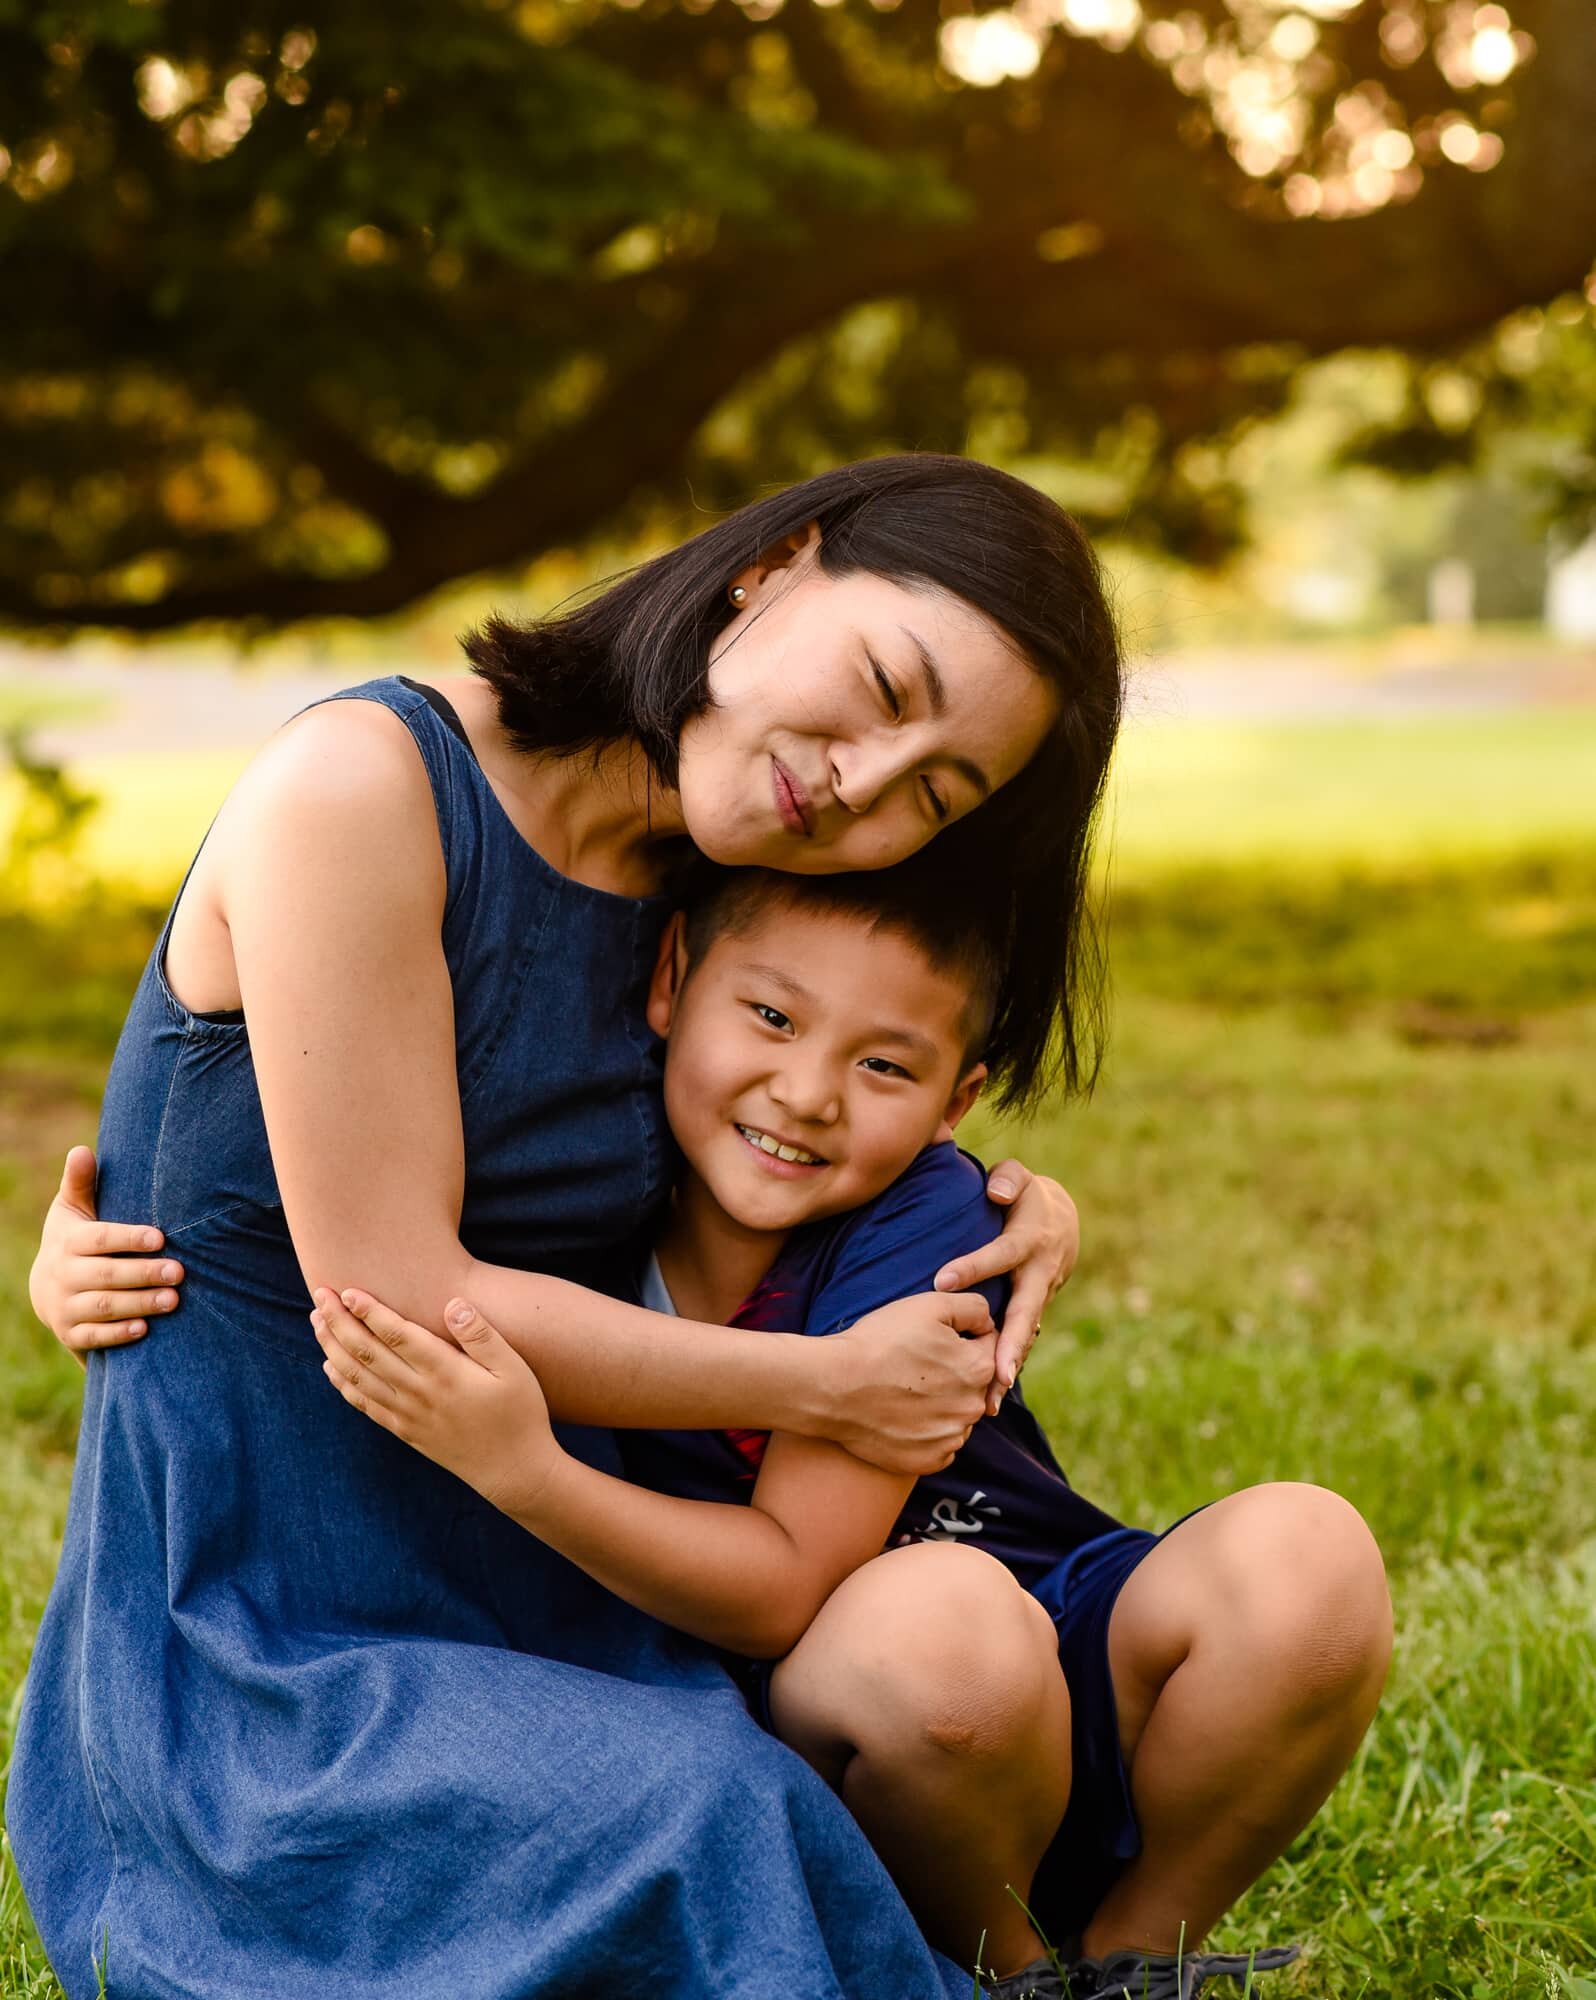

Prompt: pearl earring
[{"left": 729, "top": 585, "right": 748, "bottom": 606}]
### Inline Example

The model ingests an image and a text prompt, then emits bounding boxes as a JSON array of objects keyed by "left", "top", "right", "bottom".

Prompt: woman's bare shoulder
[{"left": 212, "top": 693, "right": 445, "bottom": 898}]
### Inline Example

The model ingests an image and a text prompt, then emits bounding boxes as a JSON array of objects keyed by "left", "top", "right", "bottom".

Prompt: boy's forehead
[{"left": 698, "top": 902, "right": 970, "bottom": 1032}]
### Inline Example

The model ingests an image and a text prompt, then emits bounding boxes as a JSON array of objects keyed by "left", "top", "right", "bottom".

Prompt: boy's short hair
[{"left": 679, "top": 855, "right": 1004, "bottom": 1068}]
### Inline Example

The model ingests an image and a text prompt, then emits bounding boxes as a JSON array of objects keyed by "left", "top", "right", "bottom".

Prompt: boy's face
[{"left": 646, "top": 902, "right": 987, "bottom": 1236}]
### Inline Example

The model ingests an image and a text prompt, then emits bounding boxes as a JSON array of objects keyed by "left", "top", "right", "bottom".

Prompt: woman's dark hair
[{"left": 463, "top": 453, "right": 1123, "bottom": 1113}]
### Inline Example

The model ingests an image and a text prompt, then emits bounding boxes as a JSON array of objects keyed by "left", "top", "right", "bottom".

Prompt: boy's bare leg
[
  {"left": 1083, "top": 1481, "right": 1393, "bottom": 1960},
  {"left": 769, "top": 1542, "right": 1072, "bottom": 1979}
]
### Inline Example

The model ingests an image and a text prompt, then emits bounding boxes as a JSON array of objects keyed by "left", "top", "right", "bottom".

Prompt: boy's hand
[
  {"left": 29, "top": 1147, "right": 183, "bottom": 1356},
  {"left": 312, "top": 1288, "right": 562, "bottom": 1517},
  {"left": 935, "top": 1162, "right": 1079, "bottom": 1412},
  {"left": 825, "top": 1290, "right": 997, "bottom": 1476}
]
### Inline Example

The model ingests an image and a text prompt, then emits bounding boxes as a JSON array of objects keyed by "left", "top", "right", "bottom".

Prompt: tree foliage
[{"left": 2, "top": 0, "right": 1593, "bottom": 630}]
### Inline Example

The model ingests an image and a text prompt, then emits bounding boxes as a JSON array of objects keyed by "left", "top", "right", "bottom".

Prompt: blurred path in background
[
  {"left": 3, "top": 636, "right": 1593, "bottom": 765},
  {"left": 4, "top": 637, "right": 1593, "bottom": 892}
]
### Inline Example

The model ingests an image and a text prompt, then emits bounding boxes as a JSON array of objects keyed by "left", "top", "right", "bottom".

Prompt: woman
[{"left": 13, "top": 456, "right": 1120, "bottom": 2000}]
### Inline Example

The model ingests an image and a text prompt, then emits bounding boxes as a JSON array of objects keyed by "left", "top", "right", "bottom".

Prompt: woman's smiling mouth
[
  {"left": 735, "top": 1122, "right": 828, "bottom": 1171},
  {"left": 770, "top": 757, "right": 814, "bottom": 838}
]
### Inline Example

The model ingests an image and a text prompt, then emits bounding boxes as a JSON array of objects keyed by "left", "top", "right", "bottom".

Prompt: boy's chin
[{"left": 720, "top": 1184, "right": 836, "bottom": 1231}]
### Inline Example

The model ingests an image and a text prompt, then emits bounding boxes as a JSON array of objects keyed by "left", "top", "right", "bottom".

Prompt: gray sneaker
[
  {"left": 982, "top": 1955, "right": 1074, "bottom": 2000},
  {"left": 1063, "top": 1943, "right": 1301, "bottom": 2000}
]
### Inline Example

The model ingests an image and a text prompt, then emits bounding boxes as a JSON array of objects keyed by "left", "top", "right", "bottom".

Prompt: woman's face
[{"left": 674, "top": 547, "right": 1058, "bottom": 873}]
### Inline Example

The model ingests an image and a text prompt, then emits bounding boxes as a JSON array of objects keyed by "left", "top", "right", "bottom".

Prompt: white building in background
[
  {"left": 1545, "top": 532, "right": 1596, "bottom": 640},
  {"left": 1428, "top": 557, "right": 1476, "bottom": 627}
]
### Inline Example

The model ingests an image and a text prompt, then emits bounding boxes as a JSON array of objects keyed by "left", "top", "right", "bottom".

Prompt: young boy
[{"left": 52, "top": 866, "right": 1388, "bottom": 2000}]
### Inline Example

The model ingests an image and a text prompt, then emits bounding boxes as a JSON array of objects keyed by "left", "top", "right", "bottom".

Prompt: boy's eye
[
  {"left": 860, "top": 1056, "right": 911, "bottom": 1079},
  {"left": 751, "top": 1003, "right": 792, "bottom": 1031},
  {"left": 870, "top": 657, "right": 903, "bottom": 721}
]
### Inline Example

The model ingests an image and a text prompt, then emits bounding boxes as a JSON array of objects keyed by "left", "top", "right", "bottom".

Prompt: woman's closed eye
[
  {"left": 921, "top": 776, "right": 949, "bottom": 823},
  {"left": 870, "top": 656, "right": 903, "bottom": 721}
]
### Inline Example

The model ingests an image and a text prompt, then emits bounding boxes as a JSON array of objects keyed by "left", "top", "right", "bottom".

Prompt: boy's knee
[
  {"left": 775, "top": 1544, "right": 1065, "bottom": 1772},
  {"left": 861, "top": 1547, "right": 1065, "bottom": 1764},
  {"left": 1218, "top": 1483, "right": 1393, "bottom": 1703}
]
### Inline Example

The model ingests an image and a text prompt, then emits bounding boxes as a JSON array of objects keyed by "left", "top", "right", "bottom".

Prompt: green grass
[
  {"left": 3, "top": 706, "right": 1595, "bottom": 1996},
  {"left": 1109, "top": 709, "right": 1596, "bottom": 867}
]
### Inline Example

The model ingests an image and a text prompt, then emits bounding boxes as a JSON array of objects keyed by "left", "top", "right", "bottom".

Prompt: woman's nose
[{"left": 830, "top": 731, "right": 923, "bottom": 817}]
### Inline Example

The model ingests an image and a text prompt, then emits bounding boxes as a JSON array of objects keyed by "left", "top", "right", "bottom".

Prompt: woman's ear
[
  {"left": 645, "top": 912, "right": 690, "bottom": 1038},
  {"left": 941, "top": 1063, "right": 988, "bottom": 1134},
  {"left": 733, "top": 520, "right": 822, "bottom": 606}
]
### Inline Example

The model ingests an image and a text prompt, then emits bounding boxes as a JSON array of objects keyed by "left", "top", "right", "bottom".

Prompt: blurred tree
[{"left": 1, "top": 0, "right": 1592, "bottom": 630}]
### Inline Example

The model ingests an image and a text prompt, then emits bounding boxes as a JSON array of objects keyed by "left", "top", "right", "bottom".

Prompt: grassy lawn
[{"left": 2, "top": 704, "right": 1594, "bottom": 1997}]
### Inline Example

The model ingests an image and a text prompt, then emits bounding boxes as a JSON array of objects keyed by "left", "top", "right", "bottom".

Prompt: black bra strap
[{"left": 397, "top": 676, "right": 478, "bottom": 763}]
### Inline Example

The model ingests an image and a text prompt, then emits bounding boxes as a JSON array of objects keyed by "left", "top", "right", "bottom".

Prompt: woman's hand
[
  {"left": 28, "top": 1147, "right": 184, "bottom": 1358},
  {"left": 312, "top": 1288, "right": 563, "bottom": 1517},
  {"left": 822, "top": 1290, "right": 997, "bottom": 1477},
  {"left": 934, "top": 1161, "right": 1080, "bottom": 1411}
]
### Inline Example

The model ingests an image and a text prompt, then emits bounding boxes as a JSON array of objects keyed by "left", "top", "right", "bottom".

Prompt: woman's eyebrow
[
  {"left": 898, "top": 625, "right": 991, "bottom": 797},
  {"left": 899, "top": 626, "right": 948, "bottom": 716}
]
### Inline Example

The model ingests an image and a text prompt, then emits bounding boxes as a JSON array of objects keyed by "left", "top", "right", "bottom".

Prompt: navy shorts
[{"left": 1025, "top": 1524, "right": 1165, "bottom": 1945}]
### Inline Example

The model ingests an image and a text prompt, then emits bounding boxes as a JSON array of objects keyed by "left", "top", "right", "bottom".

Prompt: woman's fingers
[
  {"left": 934, "top": 1229, "right": 1025, "bottom": 1294},
  {"left": 982, "top": 1156, "right": 1032, "bottom": 1205},
  {"left": 994, "top": 1269, "right": 1050, "bottom": 1405}
]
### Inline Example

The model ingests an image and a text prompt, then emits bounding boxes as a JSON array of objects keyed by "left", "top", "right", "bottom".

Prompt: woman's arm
[
  {"left": 315, "top": 1291, "right": 912, "bottom": 1660},
  {"left": 85, "top": 700, "right": 989, "bottom": 1471}
]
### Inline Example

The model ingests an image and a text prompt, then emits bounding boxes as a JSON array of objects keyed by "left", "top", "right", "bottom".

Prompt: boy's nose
[{"left": 767, "top": 1065, "right": 841, "bottom": 1126}]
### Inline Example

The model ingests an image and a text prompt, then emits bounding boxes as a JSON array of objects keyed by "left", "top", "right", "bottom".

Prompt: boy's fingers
[
  {"left": 328, "top": 1289, "right": 427, "bottom": 1371},
  {"left": 443, "top": 1299, "right": 515, "bottom": 1372},
  {"left": 59, "top": 1146, "right": 100, "bottom": 1218},
  {"left": 65, "top": 1318, "right": 150, "bottom": 1351},
  {"left": 83, "top": 1257, "right": 183, "bottom": 1292},
  {"left": 323, "top": 1358, "right": 404, "bottom": 1435},
  {"left": 73, "top": 1220, "right": 166, "bottom": 1258},
  {"left": 73, "top": 1286, "right": 179, "bottom": 1322},
  {"left": 311, "top": 1313, "right": 401, "bottom": 1407}
]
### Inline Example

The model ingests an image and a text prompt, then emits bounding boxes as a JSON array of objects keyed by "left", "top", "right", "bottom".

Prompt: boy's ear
[
  {"left": 941, "top": 1062, "right": 987, "bottom": 1134},
  {"left": 645, "top": 912, "right": 690, "bottom": 1038}
]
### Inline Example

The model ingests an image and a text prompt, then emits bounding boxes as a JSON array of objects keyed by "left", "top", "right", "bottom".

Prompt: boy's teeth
[{"left": 738, "top": 1124, "right": 824, "bottom": 1166}]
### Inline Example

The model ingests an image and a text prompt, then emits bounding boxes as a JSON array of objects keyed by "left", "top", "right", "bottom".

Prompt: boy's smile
[
  {"left": 733, "top": 1123, "right": 829, "bottom": 1172},
  {"left": 644, "top": 899, "right": 987, "bottom": 1314}
]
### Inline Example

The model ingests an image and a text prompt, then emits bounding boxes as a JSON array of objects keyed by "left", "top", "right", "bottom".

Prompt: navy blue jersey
[{"left": 618, "top": 1141, "right": 1123, "bottom": 1592}]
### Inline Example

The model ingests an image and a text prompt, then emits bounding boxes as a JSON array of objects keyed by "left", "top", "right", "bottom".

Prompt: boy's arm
[
  {"left": 515, "top": 1153, "right": 1018, "bottom": 1656},
  {"left": 314, "top": 1289, "right": 913, "bottom": 1659},
  {"left": 520, "top": 1428, "right": 911, "bottom": 1659}
]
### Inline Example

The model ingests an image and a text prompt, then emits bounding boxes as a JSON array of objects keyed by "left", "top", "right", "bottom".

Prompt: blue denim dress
[{"left": 8, "top": 678, "right": 977, "bottom": 2000}]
